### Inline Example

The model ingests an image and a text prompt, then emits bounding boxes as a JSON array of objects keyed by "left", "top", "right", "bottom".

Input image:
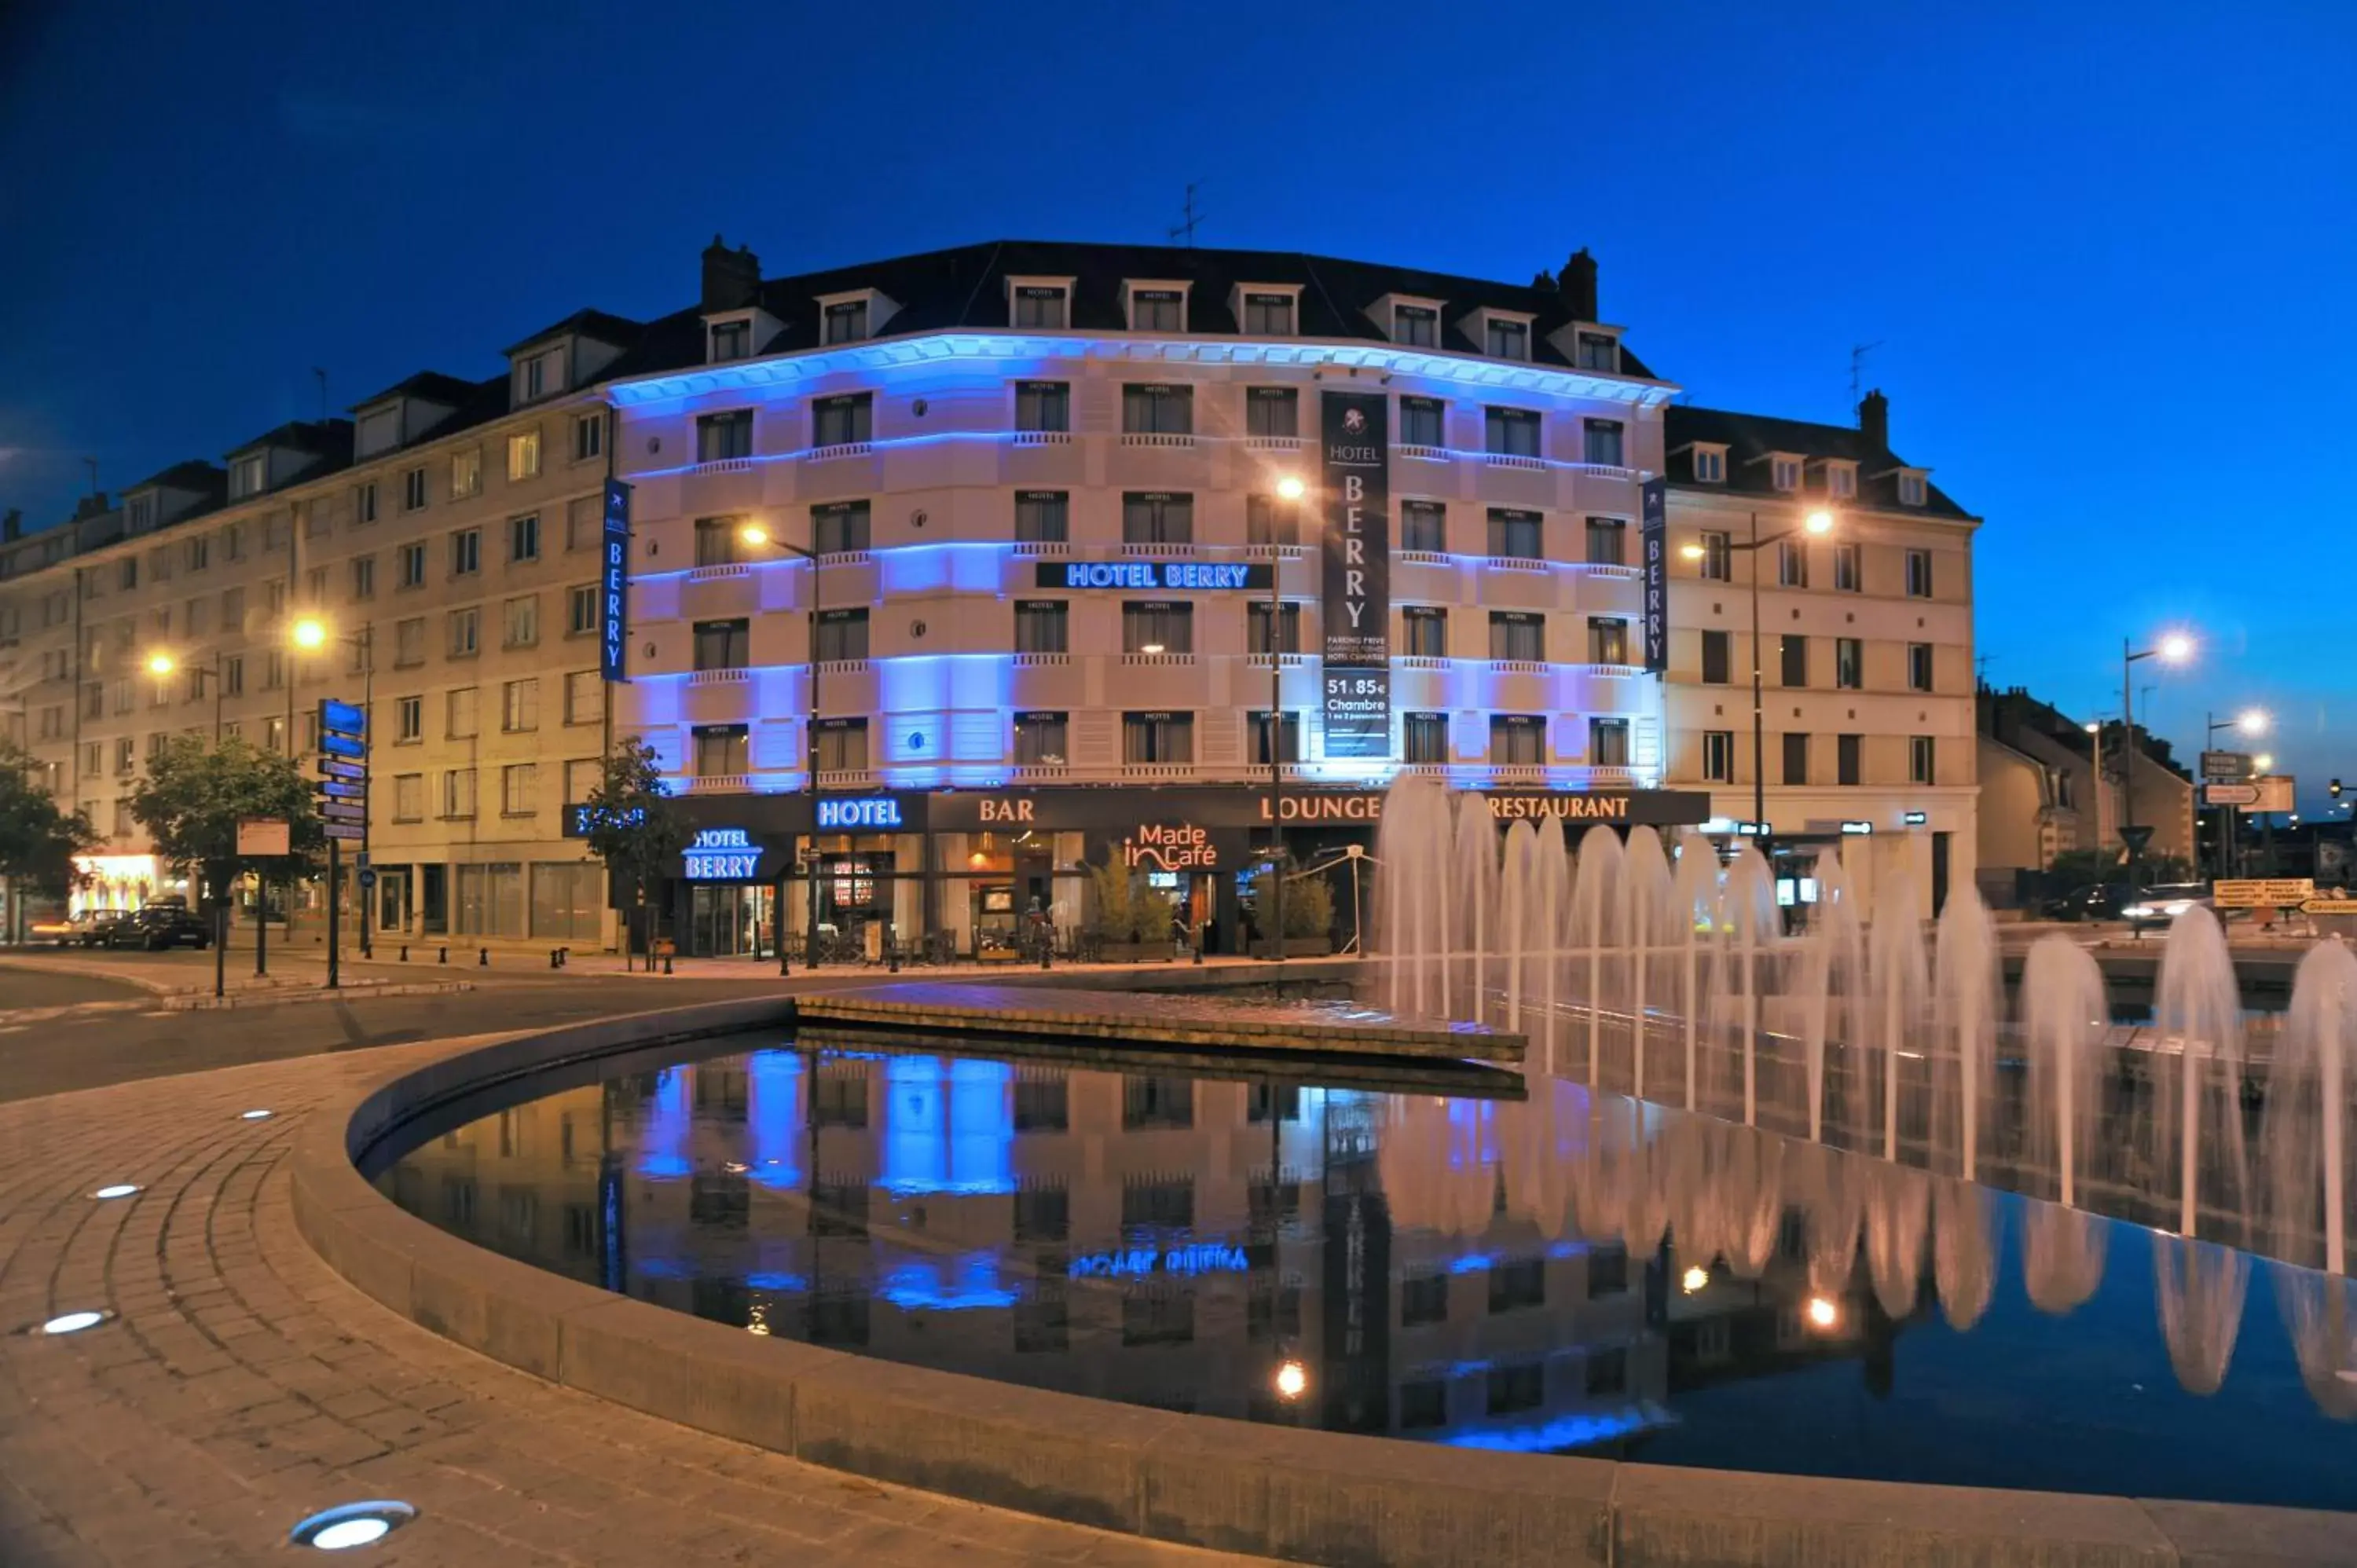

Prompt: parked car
[
  {"left": 71, "top": 910, "right": 135, "bottom": 947},
  {"left": 106, "top": 903, "right": 212, "bottom": 950},
  {"left": 2044, "top": 883, "right": 2128, "bottom": 922},
  {"left": 2123, "top": 883, "right": 2212, "bottom": 930},
  {"left": 27, "top": 910, "right": 87, "bottom": 946}
]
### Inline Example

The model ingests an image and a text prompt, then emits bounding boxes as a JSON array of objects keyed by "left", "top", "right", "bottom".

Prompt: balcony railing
[
  {"left": 1567, "top": 461, "right": 1637, "bottom": 481},
  {"left": 1242, "top": 435, "right": 1305, "bottom": 452},
  {"left": 814, "top": 658, "right": 871, "bottom": 677},
  {"left": 687, "top": 668, "right": 751, "bottom": 686},
  {"left": 687, "top": 773, "right": 753, "bottom": 793},
  {"left": 1396, "top": 549, "right": 1450, "bottom": 566},
  {"left": 1119, "top": 432, "right": 1197, "bottom": 449},
  {"left": 1011, "top": 763, "right": 1069, "bottom": 781},
  {"left": 1012, "top": 430, "right": 1072, "bottom": 446},
  {"left": 1125, "top": 762, "right": 1195, "bottom": 779},
  {"left": 687, "top": 562, "right": 752, "bottom": 583},
  {"left": 1585, "top": 764, "right": 1640, "bottom": 784},
  {"left": 1488, "top": 659, "right": 1549, "bottom": 675},
  {"left": 1241, "top": 543, "right": 1308, "bottom": 560},
  {"left": 1395, "top": 444, "right": 1450, "bottom": 463},
  {"left": 1012, "top": 539, "right": 1070, "bottom": 558},
  {"left": 1571, "top": 661, "right": 1645, "bottom": 677},
  {"left": 1486, "top": 555, "right": 1549, "bottom": 572},
  {"left": 1120, "top": 651, "right": 1197, "bottom": 666},
  {"left": 1484, "top": 452, "right": 1548, "bottom": 471},
  {"left": 688, "top": 457, "right": 755, "bottom": 475},
  {"left": 816, "top": 768, "right": 878, "bottom": 790},
  {"left": 805, "top": 441, "right": 874, "bottom": 463},
  {"left": 1487, "top": 764, "right": 1549, "bottom": 782},
  {"left": 1245, "top": 651, "right": 1310, "bottom": 668},
  {"left": 1395, "top": 655, "right": 1449, "bottom": 671},
  {"left": 1012, "top": 652, "right": 1069, "bottom": 667},
  {"left": 1119, "top": 540, "right": 1197, "bottom": 558},
  {"left": 817, "top": 548, "right": 872, "bottom": 567},
  {"left": 1578, "top": 563, "right": 1643, "bottom": 580}
]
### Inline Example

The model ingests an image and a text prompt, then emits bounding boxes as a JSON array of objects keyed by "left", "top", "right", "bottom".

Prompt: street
[{"left": 0, "top": 947, "right": 800, "bottom": 1102}]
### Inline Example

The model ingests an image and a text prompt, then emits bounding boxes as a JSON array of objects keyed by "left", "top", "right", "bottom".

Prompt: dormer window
[
  {"left": 127, "top": 496, "right": 155, "bottom": 532},
  {"left": 1692, "top": 444, "right": 1727, "bottom": 484},
  {"left": 1574, "top": 332, "right": 1618, "bottom": 372},
  {"left": 1897, "top": 469, "right": 1928, "bottom": 506},
  {"left": 1011, "top": 284, "right": 1069, "bottom": 329},
  {"left": 516, "top": 346, "right": 563, "bottom": 404},
  {"left": 1824, "top": 460, "right": 1858, "bottom": 500},
  {"left": 823, "top": 299, "right": 868, "bottom": 345},
  {"left": 1241, "top": 291, "right": 1295, "bottom": 335},
  {"left": 1125, "top": 283, "right": 1188, "bottom": 332},
  {"left": 709, "top": 319, "right": 751, "bottom": 362},
  {"left": 1770, "top": 454, "right": 1801, "bottom": 492},
  {"left": 229, "top": 454, "right": 264, "bottom": 500},
  {"left": 1485, "top": 317, "right": 1530, "bottom": 360},
  {"left": 1393, "top": 303, "right": 1438, "bottom": 347}
]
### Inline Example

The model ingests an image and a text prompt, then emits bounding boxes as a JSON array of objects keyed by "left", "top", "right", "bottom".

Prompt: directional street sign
[
  {"left": 2204, "top": 783, "right": 2260, "bottom": 808},
  {"left": 321, "top": 758, "right": 366, "bottom": 781},
  {"left": 323, "top": 822, "right": 365, "bottom": 841},
  {"left": 321, "top": 698, "right": 366, "bottom": 737},
  {"left": 320, "top": 731, "right": 365, "bottom": 760},
  {"left": 316, "top": 779, "right": 368, "bottom": 800},
  {"left": 320, "top": 801, "right": 368, "bottom": 823},
  {"left": 2201, "top": 749, "right": 2253, "bottom": 784}
]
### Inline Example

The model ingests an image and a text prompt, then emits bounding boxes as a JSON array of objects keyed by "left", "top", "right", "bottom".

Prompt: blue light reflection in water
[
  {"left": 882, "top": 1056, "right": 1014, "bottom": 1196},
  {"left": 636, "top": 1067, "right": 692, "bottom": 1179},
  {"left": 747, "top": 1050, "right": 802, "bottom": 1189}
]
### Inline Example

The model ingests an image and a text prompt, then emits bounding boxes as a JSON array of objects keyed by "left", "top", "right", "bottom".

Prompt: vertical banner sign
[
  {"left": 599, "top": 478, "right": 632, "bottom": 683},
  {"left": 1319, "top": 391, "right": 1391, "bottom": 759},
  {"left": 1640, "top": 476, "right": 1669, "bottom": 673}
]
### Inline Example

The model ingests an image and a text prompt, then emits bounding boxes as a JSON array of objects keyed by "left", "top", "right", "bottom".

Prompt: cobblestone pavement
[{"left": 0, "top": 1038, "right": 1266, "bottom": 1566}]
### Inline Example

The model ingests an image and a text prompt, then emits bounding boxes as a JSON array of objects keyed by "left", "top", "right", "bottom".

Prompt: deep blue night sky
[{"left": 2, "top": 2, "right": 2349, "bottom": 800}]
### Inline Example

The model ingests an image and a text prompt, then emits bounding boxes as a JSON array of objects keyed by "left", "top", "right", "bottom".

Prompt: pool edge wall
[{"left": 287, "top": 987, "right": 2355, "bottom": 1568}]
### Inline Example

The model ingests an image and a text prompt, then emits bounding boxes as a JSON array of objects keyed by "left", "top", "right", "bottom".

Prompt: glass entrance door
[
  {"left": 376, "top": 869, "right": 409, "bottom": 934},
  {"left": 688, "top": 885, "right": 774, "bottom": 957}
]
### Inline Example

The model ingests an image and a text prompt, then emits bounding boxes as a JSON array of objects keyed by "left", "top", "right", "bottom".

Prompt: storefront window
[{"left": 530, "top": 862, "right": 603, "bottom": 940}]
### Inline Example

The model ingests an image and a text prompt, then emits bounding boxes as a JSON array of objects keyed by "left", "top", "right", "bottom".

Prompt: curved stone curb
[{"left": 288, "top": 989, "right": 2357, "bottom": 1568}]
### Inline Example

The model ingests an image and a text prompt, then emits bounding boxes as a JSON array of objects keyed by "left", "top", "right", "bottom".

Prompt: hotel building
[{"left": 0, "top": 236, "right": 1980, "bottom": 951}]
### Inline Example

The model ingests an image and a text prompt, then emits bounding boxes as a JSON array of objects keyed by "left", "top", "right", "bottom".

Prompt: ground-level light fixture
[
  {"left": 1681, "top": 1265, "right": 1710, "bottom": 1295},
  {"left": 288, "top": 1501, "right": 417, "bottom": 1552},
  {"left": 1805, "top": 1295, "right": 1839, "bottom": 1331},
  {"left": 1274, "top": 475, "right": 1307, "bottom": 502},
  {"left": 31, "top": 1309, "right": 113, "bottom": 1336},
  {"left": 1274, "top": 1359, "right": 1309, "bottom": 1401},
  {"left": 240, "top": 1108, "right": 274, "bottom": 1121},
  {"left": 91, "top": 1184, "right": 142, "bottom": 1200}
]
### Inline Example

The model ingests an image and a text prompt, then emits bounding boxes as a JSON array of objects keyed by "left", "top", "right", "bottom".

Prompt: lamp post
[
  {"left": 292, "top": 616, "right": 376, "bottom": 976},
  {"left": 2121, "top": 632, "right": 2194, "bottom": 903},
  {"left": 1264, "top": 474, "right": 1308, "bottom": 960},
  {"left": 144, "top": 650, "right": 224, "bottom": 742},
  {"left": 741, "top": 523, "right": 823, "bottom": 971},
  {"left": 1683, "top": 507, "right": 1835, "bottom": 865},
  {"left": 2204, "top": 707, "right": 2267, "bottom": 879}
]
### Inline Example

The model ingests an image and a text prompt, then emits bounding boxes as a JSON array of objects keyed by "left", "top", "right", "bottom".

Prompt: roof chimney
[
  {"left": 1559, "top": 247, "right": 1599, "bottom": 322},
  {"left": 701, "top": 235, "right": 761, "bottom": 313},
  {"left": 1858, "top": 387, "right": 1890, "bottom": 449},
  {"left": 2, "top": 507, "right": 19, "bottom": 543}
]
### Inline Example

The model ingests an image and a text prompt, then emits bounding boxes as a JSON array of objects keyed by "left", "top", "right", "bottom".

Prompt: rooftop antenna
[
  {"left": 82, "top": 456, "right": 97, "bottom": 495},
  {"left": 313, "top": 367, "right": 328, "bottom": 424},
  {"left": 1168, "top": 181, "right": 1204, "bottom": 247},
  {"left": 1849, "top": 342, "right": 1883, "bottom": 407}
]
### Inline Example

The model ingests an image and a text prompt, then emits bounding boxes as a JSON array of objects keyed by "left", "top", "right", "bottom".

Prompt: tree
[
  {"left": 580, "top": 738, "right": 688, "bottom": 965},
  {"left": 125, "top": 736, "right": 324, "bottom": 914},
  {"left": 0, "top": 739, "right": 99, "bottom": 933}
]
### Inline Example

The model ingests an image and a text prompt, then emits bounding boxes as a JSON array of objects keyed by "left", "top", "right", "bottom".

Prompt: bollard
[
  {"left": 438, "top": 946, "right": 448, "bottom": 965},
  {"left": 478, "top": 946, "right": 489, "bottom": 967},
  {"left": 559, "top": 947, "right": 568, "bottom": 969},
  {"left": 549, "top": 948, "right": 561, "bottom": 969},
  {"left": 1040, "top": 940, "right": 1051, "bottom": 971},
  {"left": 399, "top": 944, "right": 409, "bottom": 962},
  {"left": 1194, "top": 936, "right": 1205, "bottom": 967},
  {"left": 662, "top": 952, "right": 675, "bottom": 975}
]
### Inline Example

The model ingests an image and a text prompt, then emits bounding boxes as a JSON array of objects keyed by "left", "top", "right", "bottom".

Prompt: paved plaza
[{"left": 0, "top": 1000, "right": 1268, "bottom": 1566}]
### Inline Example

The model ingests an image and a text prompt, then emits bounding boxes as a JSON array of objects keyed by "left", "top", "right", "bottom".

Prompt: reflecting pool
[{"left": 376, "top": 1034, "right": 2357, "bottom": 1509}]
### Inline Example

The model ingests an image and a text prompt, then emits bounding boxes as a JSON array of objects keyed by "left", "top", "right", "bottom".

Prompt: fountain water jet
[
  {"left": 2146, "top": 907, "right": 2249, "bottom": 1240},
  {"left": 2264, "top": 939, "right": 2357, "bottom": 1277},
  {"left": 1933, "top": 884, "right": 2000, "bottom": 1181},
  {"left": 2019, "top": 935, "right": 2107, "bottom": 1209}
]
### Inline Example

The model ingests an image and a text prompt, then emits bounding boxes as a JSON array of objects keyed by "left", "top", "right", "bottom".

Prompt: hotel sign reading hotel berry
[
  {"left": 599, "top": 478, "right": 632, "bottom": 683},
  {"left": 1640, "top": 476, "right": 1669, "bottom": 673},
  {"left": 1320, "top": 391, "right": 1390, "bottom": 760}
]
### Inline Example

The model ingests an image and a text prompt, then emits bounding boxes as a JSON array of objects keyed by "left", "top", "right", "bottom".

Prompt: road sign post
[{"left": 317, "top": 698, "right": 368, "bottom": 989}]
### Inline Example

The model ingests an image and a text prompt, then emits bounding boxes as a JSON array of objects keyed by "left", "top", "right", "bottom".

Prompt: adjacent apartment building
[{"left": 0, "top": 236, "right": 1983, "bottom": 953}]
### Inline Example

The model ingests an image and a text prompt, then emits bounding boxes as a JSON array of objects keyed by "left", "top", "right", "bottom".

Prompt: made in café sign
[{"left": 1124, "top": 823, "right": 1216, "bottom": 871}]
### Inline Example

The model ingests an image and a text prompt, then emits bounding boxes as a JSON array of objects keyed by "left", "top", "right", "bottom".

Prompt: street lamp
[
  {"left": 2120, "top": 631, "right": 2194, "bottom": 903},
  {"left": 739, "top": 522, "right": 824, "bottom": 971},
  {"left": 1689, "top": 507, "right": 1838, "bottom": 863},
  {"left": 1261, "top": 474, "right": 1310, "bottom": 961},
  {"left": 142, "top": 650, "right": 225, "bottom": 742},
  {"left": 2202, "top": 709, "right": 2268, "bottom": 878}
]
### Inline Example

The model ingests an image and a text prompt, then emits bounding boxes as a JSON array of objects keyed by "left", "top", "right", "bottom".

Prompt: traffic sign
[
  {"left": 2216, "top": 877, "right": 2314, "bottom": 909},
  {"left": 2201, "top": 750, "right": 2253, "bottom": 783},
  {"left": 2204, "top": 783, "right": 2260, "bottom": 808},
  {"left": 357, "top": 868, "right": 379, "bottom": 891},
  {"left": 356, "top": 852, "right": 370, "bottom": 870},
  {"left": 323, "top": 822, "right": 365, "bottom": 842},
  {"left": 2120, "top": 824, "right": 2155, "bottom": 857}
]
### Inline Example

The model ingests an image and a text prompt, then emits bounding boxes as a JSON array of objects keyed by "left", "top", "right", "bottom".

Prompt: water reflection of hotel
[{"left": 388, "top": 1049, "right": 1888, "bottom": 1451}]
